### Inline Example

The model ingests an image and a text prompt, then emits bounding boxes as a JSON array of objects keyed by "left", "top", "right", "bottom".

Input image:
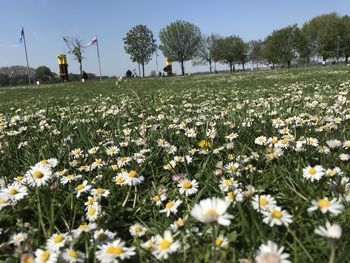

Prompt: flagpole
[
  {"left": 96, "top": 35, "right": 102, "bottom": 80},
  {"left": 22, "top": 28, "right": 31, "bottom": 85}
]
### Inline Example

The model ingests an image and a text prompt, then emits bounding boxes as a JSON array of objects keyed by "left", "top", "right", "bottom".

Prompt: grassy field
[{"left": 0, "top": 66, "right": 350, "bottom": 262}]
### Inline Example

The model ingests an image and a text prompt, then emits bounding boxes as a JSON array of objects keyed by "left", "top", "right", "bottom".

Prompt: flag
[
  {"left": 19, "top": 28, "right": 24, "bottom": 43},
  {"left": 87, "top": 36, "right": 97, "bottom": 46}
]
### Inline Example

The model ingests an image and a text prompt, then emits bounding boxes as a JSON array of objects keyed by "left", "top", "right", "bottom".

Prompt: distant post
[
  {"left": 336, "top": 36, "right": 340, "bottom": 64},
  {"left": 20, "top": 28, "right": 31, "bottom": 85}
]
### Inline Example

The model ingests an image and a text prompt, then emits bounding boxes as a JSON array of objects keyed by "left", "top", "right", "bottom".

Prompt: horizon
[{"left": 0, "top": 0, "right": 349, "bottom": 76}]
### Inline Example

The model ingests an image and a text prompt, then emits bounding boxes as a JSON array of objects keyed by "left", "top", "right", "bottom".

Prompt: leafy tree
[
  {"left": 123, "top": 25, "right": 157, "bottom": 77},
  {"left": 264, "top": 25, "right": 301, "bottom": 68},
  {"left": 63, "top": 36, "right": 86, "bottom": 78},
  {"left": 0, "top": 74, "right": 9, "bottom": 87},
  {"left": 159, "top": 20, "right": 201, "bottom": 75},
  {"left": 248, "top": 40, "right": 265, "bottom": 69},
  {"left": 35, "top": 66, "right": 53, "bottom": 82},
  {"left": 193, "top": 34, "right": 220, "bottom": 73},
  {"left": 214, "top": 36, "right": 244, "bottom": 73},
  {"left": 234, "top": 38, "right": 249, "bottom": 71},
  {"left": 303, "top": 13, "right": 345, "bottom": 61},
  {"left": 342, "top": 15, "right": 350, "bottom": 64}
]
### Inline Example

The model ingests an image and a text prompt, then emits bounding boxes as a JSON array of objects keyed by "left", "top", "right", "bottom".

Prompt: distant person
[
  {"left": 126, "top": 70, "right": 132, "bottom": 78},
  {"left": 322, "top": 61, "right": 326, "bottom": 67}
]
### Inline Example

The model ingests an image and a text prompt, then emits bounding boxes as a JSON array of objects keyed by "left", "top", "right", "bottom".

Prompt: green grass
[{"left": 0, "top": 66, "right": 350, "bottom": 262}]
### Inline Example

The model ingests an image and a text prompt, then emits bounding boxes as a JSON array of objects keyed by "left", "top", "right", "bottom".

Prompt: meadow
[{"left": 0, "top": 66, "right": 349, "bottom": 263}]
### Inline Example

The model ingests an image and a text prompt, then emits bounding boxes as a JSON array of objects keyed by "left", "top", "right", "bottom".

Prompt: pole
[
  {"left": 336, "top": 36, "right": 340, "bottom": 64},
  {"left": 22, "top": 28, "right": 31, "bottom": 85},
  {"left": 155, "top": 50, "right": 159, "bottom": 76},
  {"left": 96, "top": 35, "right": 102, "bottom": 80}
]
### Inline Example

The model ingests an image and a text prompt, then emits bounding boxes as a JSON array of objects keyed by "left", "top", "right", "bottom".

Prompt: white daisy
[
  {"left": 1, "top": 182, "right": 28, "bottom": 202},
  {"left": 255, "top": 240, "right": 290, "bottom": 263},
  {"left": 34, "top": 249, "right": 58, "bottom": 263},
  {"left": 96, "top": 239, "right": 135, "bottom": 263},
  {"left": 178, "top": 179, "right": 199, "bottom": 196},
  {"left": 122, "top": 170, "right": 144, "bottom": 186},
  {"left": 191, "top": 197, "right": 233, "bottom": 226},
  {"left": 75, "top": 180, "right": 91, "bottom": 198},
  {"left": 94, "top": 229, "right": 116, "bottom": 243},
  {"left": 302, "top": 165, "right": 325, "bottom": 182},
  {"left": 129, "top": 223, "right": 147, "bottom": 237},
  {"left": 25, "top": 163, "right": 52, "bottom": 187},
  {"left": 46, "top": 233, "right": 69, "bottom": 252},
  {"left": 252, "top": 194, "right": 277, "bottom": 211},
  {"left": 314, "top": 221, "right": 342, "bottom": 239},
  {"left": 262, "top": 206, "right": 293, "bottom": 227},
  {"left": 160, "top": 199, "right": 182, "bottom": 217},
  {"left": 152, "top": 230, "right": 181, "bottom": 260},
  {"left": 307, "top": 197, "right": 343, "bottom": 215},
  {"left": 62, "top": 249, "right": 85, "bottom": 263}
]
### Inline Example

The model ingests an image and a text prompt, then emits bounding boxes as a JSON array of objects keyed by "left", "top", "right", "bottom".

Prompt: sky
[{"left": 0, "top": 0, "right": 349, "bottom": 77}]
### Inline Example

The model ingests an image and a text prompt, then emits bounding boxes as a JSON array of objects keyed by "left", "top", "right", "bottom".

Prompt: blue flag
[{"left": 19, "top": 28, "right": 24, "bottom": 43}]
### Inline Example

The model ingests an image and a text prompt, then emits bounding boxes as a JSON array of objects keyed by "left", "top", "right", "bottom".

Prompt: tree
[
  {"left": 342, "top": 15, "right": 350, "bottom": 64},
  {"left": 248, "top": 40, "right": 265, "bottom": 69},
  {"left": 235, "top": 38, "right": 249, "bottom": 71},
  {"left": 214, "top": 36, "right": 244, "bottom": 73},
  {"left": 35, "top": 66, "right": 53, "bottom": 82},
  {"left": 303, "top": 13, "right": 345, "bottom": 62},
  {"left": 193, "top": 34, "right": 220, "bottom": 73},
  {"left": 123, "top": 25, "right": 157, "bottom": 77},
  {"left": 264, "top": 25, "right": 301, "bottom": 68},
  {"left": 0, "top": 74, "right": 9, "bottom": 87},
  {"left": 63, "top": 36, "right": 86, "bottom": 79},
  {"left": 159, "top": 20, "right": 201, "bottom": 75}
]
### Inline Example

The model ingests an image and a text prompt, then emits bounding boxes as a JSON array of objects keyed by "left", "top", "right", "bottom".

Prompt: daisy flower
[
  {"left": 34, "top": 249, "right": 58, "bottom": 263},
  {"left": 302, "top": 165, "right": 325, "bottom": 182},
  {"left": 91, "top": 188, "right": 110, "bottom": 199},
  {"left": 9, "top": 232, "right": 27, "bottom": 246},
  {"left": 214, "top": 234, "right": 229, "bottom": 249},
  {"left": 160, "top": 199, "right": 182, "bottom": 217},
  {"left": 60, "top": 174, "right": 82, "bottom": 185},
  {"left": 105, "top": 146, "right": 120, "bottom": 156},
  {"left": 225, "top": 162, "right": 240, "bottom": 175},
  {"left": 219, "top": 178, "right": 238, "bottom": 192},
  {"left": 178, "top": 179, "right": 199, "bottom": 196},
  {"left": 86, "top": 204, "right": 101, "bottom": 222},
  {"left": 307, "top": 197, "right": 343, "bottom": 215},
  {"left": 254, "top": 136, "right": 267, "bottom": 145},
  {"left": 46, "top": 233, "right": 69, "bottom": 252},
  {"left": 25, "top": 163, "right": 52, "bottom": 187},
  {"left": 262, "top": 206, "right": 293, "bottom": 227},
  {"left": 96, "top": 239, "right": 135, "bottom": 263},
  {"left": 152, "top": 192, "right": 167, "bottom": 206},
  {"left": 40, "top": 158, "right": 58, "bottom": 168},
  {"left": 129, "top": 223, "right": 147, "bottom": 237},
  {"left": 252, "top": 194, "right": 277, "bottom": 211},
  {"left": 170, "top": 217, "right": 185, "bottom": 232},
  {"left": 122, "top": 170, "right": 144, "bottom": 186},
  {"left": 191, "top": 197, "right": 233, "bottom": 226},
  {"left": 255, "top": 240, "right": 290, "bottom": 263},
  {"left": 62, "top": 249, "right": 85, "bottom": 263},
  {"left": 72, "top": 223, "right": 97, "bottom": 238},
  {"left": 1, "top": 182, "right": 28, "bottom": 202},
  {"left": 152, "top": 230, "right": 181, "bottom": 260},
  {"left": 75, "top": 180, "right": 91, "bottom": 198},
  {"left": 94, "top": 229, "right": 116, "bottom": 243},
  {"left": 314, "top": 222, "right": 342, "bottom": 239}
]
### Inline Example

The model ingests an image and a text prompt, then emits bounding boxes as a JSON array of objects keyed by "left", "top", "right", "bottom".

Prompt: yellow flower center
[
  {"left": 76, "top": 184, "right": 85, "bottom": 191},
  {"left": 135, "top": 225, "right": 142, "bottom": 233},
  {"left": 9, "top": 188, "right": 17, "bottom": 195},
  {"left": 68, "top": 250, "right": 78, "bottom": 258},
  {"left": 259, "top": 197, "right": 268, "bottom": 206},
  {"left": 106, "top": 246, "right": 124, "bottom": 255},
  {"left": 33, "top": 171, "right": 44, "bottom": 178},
  {"left": 128, "top": 170, "right": 137, "bottom": 177},
  {"left": 0, "top": 198, "right": 5, "bottom": 204},
  {"left": 15, "top": 176, "right": 24, "bottom": 181},
  {"left": 230, "top": 165, "right": 237, "bottom": 172},
  {"left": 182, "top": 181, "right": 192, "bottom": 189},
  {"left": 116, "top": 176, "right": 124, "bottom": 184},
  {"left": 318, "top": 198, "right": 330, "bottom": 208},
  {"left": 272, "top": 210, "right": 282, "bottom": 219},
  {"left": 96, "top": 188, "right": 105, "bottom": 194},
  {"left": 86, "top": 198, "right": 95, "bottom": 205},
  {"left": 206, "top": 209, "right": 219, "bottom": 217},
  {"left": 153, "top": 195, "right": 160, "bottom": 201},
  {"left": 95, "top": 159, "right": 102, "bottom": 164},
  {"left": 67, "top": 174, "right": 74, "bottom": 179},
  {"left": 41, "top": 160, "right": 49, "bottom": 164},
  {"left": 224, "top": 179, "right": 232, "bottom": 186},
  {"left": 215, "top": 238, "right": 223, "bottom": 246},
  {"left": 308, "top": 168, "right": 316, "bottom": 175},
  {"left": 41, "top": 251, "right": 50, "bottom": 262},
  {"left": 159, "top": 240, "right": 171, "bottom": 250},
  {"left": 327, "top": 171, "right": 335, "bottom": 177},
  {"left": 79, "top": 224, "right": 89, "bottom": 232},
  {"left": 177, "top": 218, "right": 184, "bottom": 226},
  {"left": 166, "top": 201, "right": 174, "bottom": 209},
  {"left": 98, "top": 233, "right": 107, "bottom": 241},
  {"left": 198, "top": 139, "right": 211, "bottom": 148},
  {"left": 53, "top": 235, "right": 63, "bottom": 243},
  {"left": 88, "top": 207, "right": 96, "bottom": 216}
]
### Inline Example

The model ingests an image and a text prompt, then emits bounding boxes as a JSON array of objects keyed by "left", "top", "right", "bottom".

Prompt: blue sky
[{"left": 0, "top": 0, "right": 348, "bottom": 76}]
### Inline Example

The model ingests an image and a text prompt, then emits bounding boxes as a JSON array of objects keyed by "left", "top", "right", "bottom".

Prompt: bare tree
[
  {"left": 193, "top": 34, "right": 220, "bottom": 73},
  {"left": 63, "top": 36, "right": 86, "bottom": 79}
]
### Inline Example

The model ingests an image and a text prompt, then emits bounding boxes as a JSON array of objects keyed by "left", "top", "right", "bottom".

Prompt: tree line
[{"left": 123, "top": 12, "right": 350, "bottom": 76}]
